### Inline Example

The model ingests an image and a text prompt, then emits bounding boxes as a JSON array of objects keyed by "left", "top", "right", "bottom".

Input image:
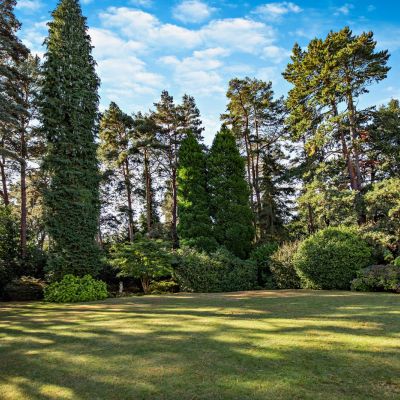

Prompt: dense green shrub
[
  {"left": 0, "top": 206, "right": 19, "bottom": 297},
  {"left": 250, "top": 242, "right": 279, "bottom": 287},
  {"left": 44, "top": 275, "right": 108, "bottom": 303},
  {"left": 148, "top": 280, "right": 179, "bottom": 294},
  {"left": 269, "top": 241, "right": 301, "bottom": 289},
  {"left": 110, "top": 237, "right": 172, "bottom": 293},
  {"left": 4, "top": 276, "right": 46, "bottom": 301},
  {"left": 294, "top": 227, "right": 373, "bottom": 290},
  {"left": 173, "top": 247, "right": 257, "bottom": 292},
  {"left": 351, "top": 265, "right": 400, "bottom": 293}
]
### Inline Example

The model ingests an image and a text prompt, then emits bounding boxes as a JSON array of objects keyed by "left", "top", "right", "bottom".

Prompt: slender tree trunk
[
  {"left": 144, "top": 149, "right": 152, "bottom": 235},
  {"left": 346, "top": 89, "right": 363, "bottom": 190},
  {"left": 171, "top": 167, "right": 179, "bottom": 249},
  {"left": 331, "top": 102, "right": 358, "bottom": 191},
  {"left": 19, "top": 105, "right": 29, "bottom": 257},
  {"left": 123, "top": 160, "right": 134, "bottom": 242},
  {"left": 253, "top": 117, "right": 262, "bottom": 236},
  {"left": 0, "top": 156, "right": 9, "bottom": 206},
  {"left": 20, "top": 139, "right": 27, "bottom": 258}
]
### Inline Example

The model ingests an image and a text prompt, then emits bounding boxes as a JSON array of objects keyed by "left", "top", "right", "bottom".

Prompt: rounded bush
[
  {"left": 269, "top": 241, "right": 301, "bottom": 289},
  {"left": 44, "top": 274, "right": 108, "bottom": 303},
  {"left": 173, "top": 247, "right": 257, "bottom": 293},
  {"left": 294, "top": 227, "right": 373, "bottom": 290},
  {"left": 4, "top": 276, "right": 46, "bottom": 301},
  {"left": 351, "top": 265, "right": 400, "bottom": 293}
]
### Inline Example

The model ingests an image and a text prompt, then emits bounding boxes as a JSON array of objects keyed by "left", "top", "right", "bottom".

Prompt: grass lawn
[{"left": 1, "top": 290, "right": 399, "bottom": 400}]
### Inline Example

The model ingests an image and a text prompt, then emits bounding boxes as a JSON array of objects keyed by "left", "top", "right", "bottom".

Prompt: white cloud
[
  {"left": 201, "top": 18, "right": 275, "bottom": 53},
  {"left": 16, "top": 0, "right": 42, "bottom": 11},
  {"left": 160, "top": 47, "right": 229, "bottom": 95},
  {"left": 173, "top": 1, "right": 216, "bottom": 24},
  {"left": 261, "top": 45, "right": 290, "bottom": 63},
  {"left": 100, "top": 7, "right": 201, "bottom": 49},
  {"left": 21, "top": 21, "right": 48, "bottom": 57},
  {"left": 254, "top": 2, "right": 302, "bottom": 21},
  {"left": 100, "top": 8, "right": 276, "bottom": 55},
  {"left": 334, "top": 3, "right": 354, "bottom": 16},
  {"left": 98, "top": 56, "right": 164, "bottom": 95},
  {"left": 90, "top": 28, "right": 146, "bottom": 58}
]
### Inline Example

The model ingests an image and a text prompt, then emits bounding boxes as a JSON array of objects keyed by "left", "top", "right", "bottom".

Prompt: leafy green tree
[
  {"left": 177, "top": 132, "right": 216, "bottom": 252},
  {"left": 364, "top": 178, "right": 400, "bottom": 255},
  {"left": 99, "top": 102, "right": 136, "bottom": 241},
  {"left": 40, "top": 0, "right": 101, "bottom": 279},
  {"left": 367, "top": 99, "right": 400, "bottom": 179},
  {"left": 208, "top": 126, "right": 254, "bottom": 258},
  {"left": 222, "top": 78, "right": 287, "bottom": 240},
  {"left": 110, "top": 236, "right": 172, "bottom": 293},
  {"left": 284, "top": 27, "right": 390, "bottom": 224},
  {"left": 132, "top": 112, "right": 161, "bottom": 237},
  {"left": 153, "top": 91, "right": 204, "bottom": 247}
]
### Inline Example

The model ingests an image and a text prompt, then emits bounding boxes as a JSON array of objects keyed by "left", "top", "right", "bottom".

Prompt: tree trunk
[
  {"left": 141, "top": 277, "right": 150, "bottom": 294},
  {"left": 144, "top": 149, "right": 152, "bottom": 235},
  {"left": 331, "top": 101, "right": 358, "bottom": 191},
  {"left": 0, "top": 151, "right": 9, "bottom": 206},
  {"left": 171, "top": 167, "right": 179, "bottom": 249},
  {"left": 20, "top": 120, "right": 28, "bottom": 259},
  {"left": 123, "top": 160, "right": 135, "bottom": 242}
]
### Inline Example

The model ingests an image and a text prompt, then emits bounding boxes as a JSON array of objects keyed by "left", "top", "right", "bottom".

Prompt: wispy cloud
[
  {"left": 334, "top": 3, "right": 354, "bottom": 16},
  {"left": 173, "top": 1, "right": 216, "bottom": 24},
  {"left": 16, "top": 0, "right": 42, "bottom": 11},
  {"left": 253, "top": 2, "right": 302, "bottom": 21}
]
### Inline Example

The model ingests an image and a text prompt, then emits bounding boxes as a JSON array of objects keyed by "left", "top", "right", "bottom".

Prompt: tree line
[{"left": 1, "top": 0, "right": 399, "bottom": 291}]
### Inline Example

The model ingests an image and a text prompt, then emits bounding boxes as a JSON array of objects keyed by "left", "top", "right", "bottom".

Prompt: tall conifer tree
[
  {"left": 177, "top": 132, "right": 216, "bottom": 252},
  {"left": 208, "top": 126, "right": 254, "bottom": 258},
  {"left": 40, "top": 0, "right": 100, "bottom": 278}
]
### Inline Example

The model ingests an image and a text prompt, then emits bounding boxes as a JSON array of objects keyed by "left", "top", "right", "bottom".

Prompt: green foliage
[
  {"left": 208, "top": 126, "right": 254, "bottom": 258},
  {"left": 174, "top": 247, "right": 257, "bottom": 293},
  {"left": 40, "top": 0, "right": 101, "bottom": 279},
  {"left": 177, "top": 133, "right": 216, "bottom": 252},
  {"left": 365, "top": 178, "right": 400, "bottom": 255},
  {"left": 148, "top": 280, "right": 179, "bottom": 294},
  {"left": 4, "top": 276, "right": 46, "bottom": 301},
  {"left": 0, "top": 0, "right": 29, "bottom": 131},
  {"left": 368, "top": 99, "right": 400, "bottom": 178},
  {"left": 110, "top": 236, "right": 172, "bottom": 293},
  {"left": 250, "top": 242, "right": 279, "bottom": 287},
  {"left": 0, "top": 206, "right": 19, "bottom": 296},
  {"left": 294, "top": 227, "right": 373, "bottom": 290},
  {"left": 351, "top": 265, "right": 400, "bottom": 293},
  {"left": 394, "top": 257, "right": 400, "bottom": 267},
  {"left": 44, "top": 274, "right": 108, "bottom": 303},
  {"left": 269, "top": 241, "right": 302, "bottom": 289}
]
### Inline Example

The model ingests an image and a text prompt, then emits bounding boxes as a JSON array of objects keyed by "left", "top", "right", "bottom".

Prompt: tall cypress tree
[
  {"left": 40, "top": 0, "right": 101, "bottom": 279},
  {"left": 177, "top": 132, "right": 216, "bottom": 252},
  {"left": 208, "top": 126, "right": 254, "bottom": 258}
]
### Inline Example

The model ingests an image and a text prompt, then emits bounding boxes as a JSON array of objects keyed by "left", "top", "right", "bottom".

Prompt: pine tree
[
  {"left": 99, "top": 102, "right": 136, "bottom": 241},
  {"left": 177, "top": 132, "right": 216, "bottom": 252},
  {"left": 208, "top": 126, "right": 254, "bottom": 258},
  {"left": 40, "top": 0, "right": 101, "bottom": 279},
  {"left": 177, "top": 94, "right": 204, "bottom": 140},
  {"left": 0, "top": 0, "right": 29, "bottom": 206}
]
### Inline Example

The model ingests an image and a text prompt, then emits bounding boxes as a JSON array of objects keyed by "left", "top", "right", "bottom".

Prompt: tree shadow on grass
[{"left": 0, "top": 291, "right": 400, "bottom": 400}]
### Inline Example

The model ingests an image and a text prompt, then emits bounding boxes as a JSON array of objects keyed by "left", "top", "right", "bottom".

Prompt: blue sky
[{"left": 15, "top": 0, "right": 400, "bottom": 144}]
